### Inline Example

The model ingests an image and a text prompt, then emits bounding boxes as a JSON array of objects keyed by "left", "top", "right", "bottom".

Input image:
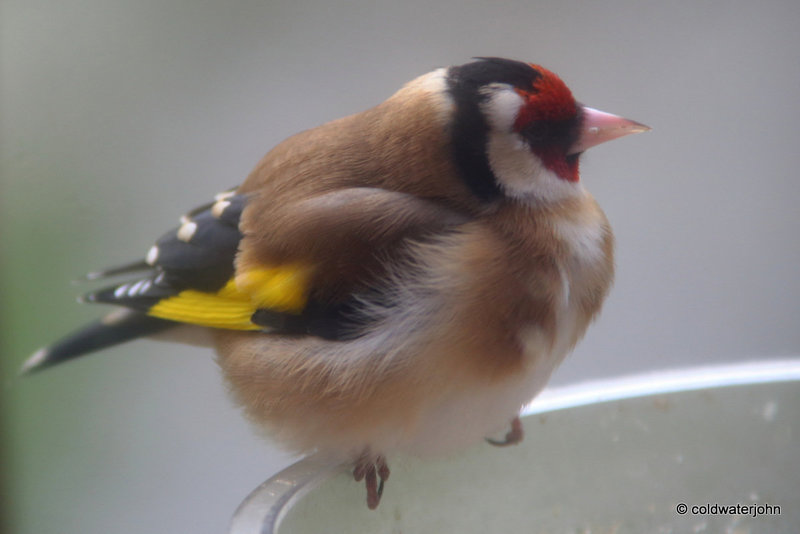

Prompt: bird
[{"left": 22, "top": 57, "right": 648, "bottom": 509}]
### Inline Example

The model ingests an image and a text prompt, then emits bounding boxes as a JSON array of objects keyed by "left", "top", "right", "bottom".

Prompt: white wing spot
[
  {"left": 146, "top": 245, "right": 159, "bottom": 266},
  {"left": 20, "top": 348, "right": 49, "bottom": 374},
  {"left": 127, "top": 279, "right": 147, "bottom": 297},
  {"left": 101, "top": 308, "right": 134, "bottom": 326},
  {"left": 114, "top": 284, "right": 130, "bottom": 299},
  {"left": 177, "top": 221, "right": 197, "bottom": 242},
  {"left": 215, "top": 190, "right": 235, "bottom": 202},
  {"left": 211, "top": 200, "right": 230, "bottom": 219}
]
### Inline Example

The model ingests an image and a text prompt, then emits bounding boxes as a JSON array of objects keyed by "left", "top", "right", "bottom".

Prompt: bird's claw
[
  {"left": 486, "top": 416, "right": 524, "bottom": 446},
  {"left": 353, "top": 454, "right": 390, "bottom": 509}
]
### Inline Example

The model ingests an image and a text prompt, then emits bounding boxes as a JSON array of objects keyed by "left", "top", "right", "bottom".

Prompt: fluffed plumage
[{"left": 23, "top": 57, "right": 648, "bottom": 509}]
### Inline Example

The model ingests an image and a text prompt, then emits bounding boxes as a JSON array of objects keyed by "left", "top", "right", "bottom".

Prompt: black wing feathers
[
  {"left": 21, "top": 189, "right": 247, "bottom": 373},
  {"left": 86, "top": 191, "right": 246, "bottom": 305}
]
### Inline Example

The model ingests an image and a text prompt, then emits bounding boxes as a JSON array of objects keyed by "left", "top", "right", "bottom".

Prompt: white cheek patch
[
  {"left": 480, "top": 85, "right": 525, "bottom": 131},
  {"left": 480, "top": 87, "right": 582, "bottom": 203},
  {"left": 485, "top": 131, "right": 543, "bottom": 194},
  {"left": 486, "top": 130, "right": 582, "bottom": 202}
]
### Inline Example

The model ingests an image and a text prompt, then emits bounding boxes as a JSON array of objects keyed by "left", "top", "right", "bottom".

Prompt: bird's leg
[
  {"left": 353, "top": 453, "right": 390, "bottom": 509},
  {"left": 486, "top": 416, "right": 524, "bottom": 446}
]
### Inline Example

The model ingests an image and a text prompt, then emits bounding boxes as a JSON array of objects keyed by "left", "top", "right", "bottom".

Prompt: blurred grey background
[{"left": 2, "top": 0, "right": 799, "bottom": 533}]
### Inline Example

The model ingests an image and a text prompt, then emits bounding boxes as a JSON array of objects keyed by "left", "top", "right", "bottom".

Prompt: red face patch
[
  {"left": 537, "top": 146, "right": 580, "bottom": 183},
  {"left": 512, "top": 65, "right": 577, "bottom": 131},
  {"left": 511, "top": 64, "right": 581, "bottom": 182}
]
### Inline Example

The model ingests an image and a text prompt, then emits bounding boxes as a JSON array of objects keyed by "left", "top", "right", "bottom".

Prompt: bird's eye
[{"left": 522, "top": 121, "right": 558, "bottom": 148}]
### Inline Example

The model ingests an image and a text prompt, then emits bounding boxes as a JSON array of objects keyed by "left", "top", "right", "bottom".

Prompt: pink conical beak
[{"left": 568, "top": 106, "right": 650, "bottom": 155}]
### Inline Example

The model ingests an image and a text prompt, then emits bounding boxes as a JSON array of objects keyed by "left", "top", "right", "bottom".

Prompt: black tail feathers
[{"left": 20, "top": 311, "right": 174, "bottom": 374}]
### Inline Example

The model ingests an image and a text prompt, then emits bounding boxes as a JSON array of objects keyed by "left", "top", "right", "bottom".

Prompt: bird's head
[{"left": 443, "top": 57, "right": 649, "bottom": 203}]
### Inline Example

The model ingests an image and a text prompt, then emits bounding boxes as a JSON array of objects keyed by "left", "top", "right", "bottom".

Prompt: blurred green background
[{"left": 2, "top": 1, "right": 799, "bottom": 533}]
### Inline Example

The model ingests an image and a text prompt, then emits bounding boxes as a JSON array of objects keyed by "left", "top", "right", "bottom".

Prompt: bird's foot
[
  {"left": 486, "top": 416, "right": 524, "bottom": 446},
  {"left": 353, "top": 453, "right": 390, "bottom": 509}
]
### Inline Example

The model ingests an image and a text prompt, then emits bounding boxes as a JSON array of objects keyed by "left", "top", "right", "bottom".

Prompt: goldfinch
[{"left": 23, "top": 57, "right": 648, "bottom": 509}]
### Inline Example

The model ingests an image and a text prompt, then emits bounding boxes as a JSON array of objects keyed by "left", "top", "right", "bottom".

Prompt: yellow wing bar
[
  {"left": 235, "top": 263, "right": 312, "bottom": 313},
  {"left": 148, "top": 264, "right": 312, "bottom": 330}
]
